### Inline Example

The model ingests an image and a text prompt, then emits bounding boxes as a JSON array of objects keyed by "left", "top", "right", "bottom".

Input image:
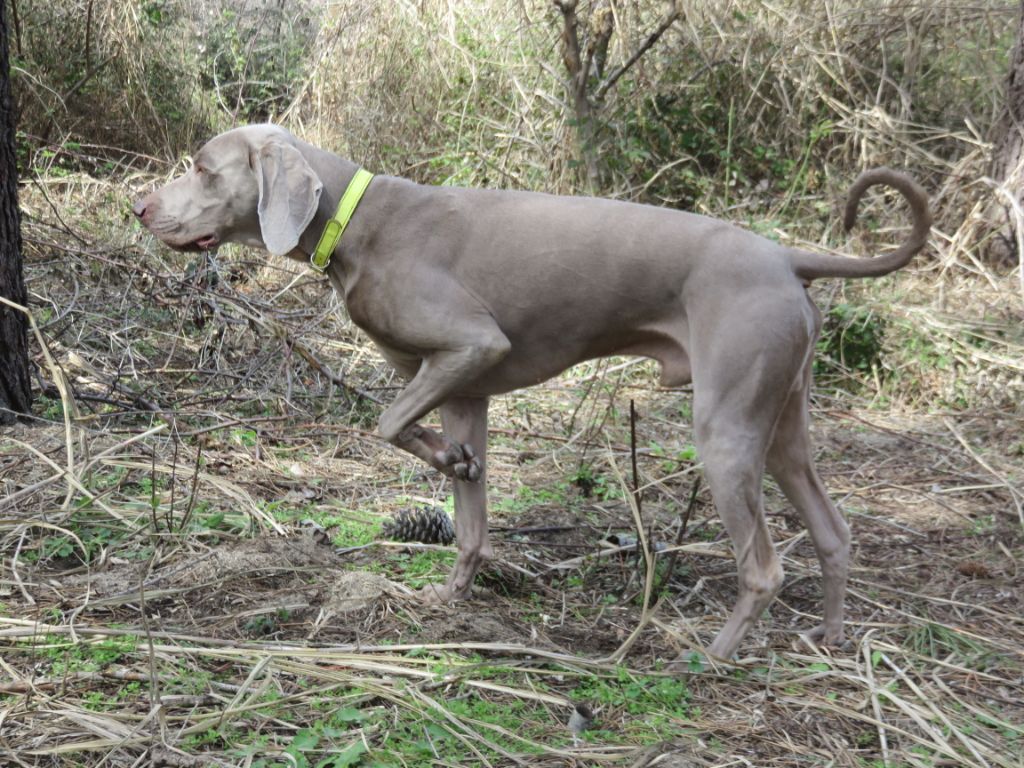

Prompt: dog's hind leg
[
  {"left": 766, "top": 364, "right": 850, "bottom": 647},
  {"left": 697, "top": 406, "right": 785, "bottom": 659},
  {"left": 689, "top": 302, "right": 812, "bottom": 659},
  {"left": 419, "top": 395, "right": 493, "bottom": 603}
]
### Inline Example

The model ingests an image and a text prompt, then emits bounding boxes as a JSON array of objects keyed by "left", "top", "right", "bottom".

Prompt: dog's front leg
[
  {"left": 369, "top": 306, "right": 508, "bottom": 602},
  {"left": 376, "top": 335, "right": 508, "bottom": 481},
  {"left": 416, "top": 396, "right": 492, "bottom": 603},
  {"left": 376, "top": 345, "right": 505, "bottom": 603}
]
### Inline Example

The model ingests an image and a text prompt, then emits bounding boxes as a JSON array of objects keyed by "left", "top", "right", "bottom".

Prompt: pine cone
[{"left": 381, "top": 507, "right": 456, "bottom": 545}]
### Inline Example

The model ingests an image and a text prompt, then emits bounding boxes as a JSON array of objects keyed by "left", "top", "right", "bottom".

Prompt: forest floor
[{"left": 1, "top": 173, "right": 1022, "bottom": 767}]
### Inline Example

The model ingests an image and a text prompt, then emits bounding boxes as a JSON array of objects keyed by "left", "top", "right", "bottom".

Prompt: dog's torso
[{"left": 328, "top": 176, "right": 812, "bottom": 394}]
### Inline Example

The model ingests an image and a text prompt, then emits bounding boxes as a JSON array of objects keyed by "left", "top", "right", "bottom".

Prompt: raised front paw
[
  {"left": 394, "top": 424, "right": 484, "bottom": 482},
  {"left": 437, "top": 440, "right": 482, "bottom": 482}
]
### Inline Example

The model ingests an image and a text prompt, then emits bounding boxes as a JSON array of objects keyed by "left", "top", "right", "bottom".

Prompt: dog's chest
[{"left": 365, "top": 334, "right": 422, "bottom": 380}]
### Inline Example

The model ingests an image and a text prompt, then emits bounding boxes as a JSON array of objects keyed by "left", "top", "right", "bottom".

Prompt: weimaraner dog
[{"left": 133, "top": 124, "right": 930, "bottom": 658}]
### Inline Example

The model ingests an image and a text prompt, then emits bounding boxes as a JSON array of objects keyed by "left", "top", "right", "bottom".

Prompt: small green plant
[
  {"left": 814, "top": 303, "right": 886, "bottom": 389},
  {"left": 243, "top": 609, "right": 292, "bottom": 638},
  {"left": 381, "top": 550, "right": 456, "bottom": 589},
  {"left": 355, "top": 677, "right": 548, "bottom": 766},
  {"left": 264, "top": 501, "right": 380, "bottom": 547},
  {"left": 570, "top": 464, "right": 622, "bottom": 501},
  {"left": 37, "top": 634, "right": 140, "bottom": 677},
  {"left": 275, "top": 728, "right": 366, "bottom": 768},
  {"left": 570, "top": 666, "right": 691, "bottom": 741},
  {"left": 494, "top": 482, "right": 575, "bottom": 514},
  {"left": 648, "top": 441, "right": 697, "bottom": 474},
  {"left": 38, "top": 396, "right": 64, "bottom": 420},
  {"left": 331, "top": 517, "right": 379, "bottom": 548},
  {"left": 231, "top": 427, "right": 259, "bottom": 447},
  {"left": 182, "top": 726, "right": 239, "bottom": 751},
  {"left": 901, "top": 622, "right": 995, "bottom": 671},
  {"left": 970, "top": 514, "right": 997, "bottom": 536},
  {"left": 39, "top": 535, "right": 77, "bottom": 561}
]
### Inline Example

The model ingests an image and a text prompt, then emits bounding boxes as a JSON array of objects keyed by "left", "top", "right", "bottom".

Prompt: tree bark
[
  {"left": 989, "top": 0, "right": 1024, "bottom": 265},
  {"left": 0, "top": 0, "right": 33, "bottom": 424}
]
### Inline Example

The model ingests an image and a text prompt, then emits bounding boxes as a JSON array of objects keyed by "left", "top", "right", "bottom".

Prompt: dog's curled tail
[{"left": 790, "top": 167, "right": 931, "bottom": 282}]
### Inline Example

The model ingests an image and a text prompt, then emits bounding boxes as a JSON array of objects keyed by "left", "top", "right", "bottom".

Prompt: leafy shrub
[
  {"left": 12, "top": 0, "right": 216, "bottom": 160},
  {"left": 814, "top": 303, "right": 886, "bottom": 389},
  {"left": 198, "top": 1, "right": 319, "bottom": 123}
]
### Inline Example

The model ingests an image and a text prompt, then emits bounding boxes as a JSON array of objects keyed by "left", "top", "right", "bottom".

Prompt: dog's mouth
[
  {"left": 167, "top": 234, "right": 219, "bottom": 252},
  {"left": 151, "top": 228, "right": 220, "bottom": 252},
  {"left": 194, "top": 234, "right": 220, "bottom": 251}
]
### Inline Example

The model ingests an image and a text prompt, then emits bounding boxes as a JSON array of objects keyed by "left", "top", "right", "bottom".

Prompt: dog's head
[{"left": 132, "top": 124, "right": 323, "bottom": 256}]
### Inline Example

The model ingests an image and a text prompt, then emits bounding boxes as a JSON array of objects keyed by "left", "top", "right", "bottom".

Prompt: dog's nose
[{"left": 132, "top": 199, "right": 148, "bottom": 220}]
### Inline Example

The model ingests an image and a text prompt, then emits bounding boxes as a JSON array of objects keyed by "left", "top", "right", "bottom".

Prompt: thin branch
[
  {"left": 63, "top": 52, "right": 118, "bottom": 102},
  {"left": 283, "top": 329, "right": 385, "bottom": 405},
  {"left": 554, "top": 0, "right": 586, "bottom": 97},
  {"left": 594, "top": 1, "right": 681, "bottom": 102},
  {"left": 657, "top": 474, "right": 702, "bottom": 596}
]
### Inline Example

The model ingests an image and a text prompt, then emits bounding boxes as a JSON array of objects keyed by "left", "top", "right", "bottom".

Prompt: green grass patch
[
  {"left": 571, "top": 666, "right": 693, "bottom": 742},
  {"left": 385, "top": 549, "right": 456, "bottom": 588}
]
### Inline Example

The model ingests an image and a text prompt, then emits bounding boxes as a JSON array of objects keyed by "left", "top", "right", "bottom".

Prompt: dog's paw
[
  {"left": 417, "top": 581, "right": 473, "bottom": 604},
  {"left": 802, "top": 623, "right": 849, "bottom": 650},
  {"left": 453, "top": 443, "right": 482, "bottom": 482},
  {"left": 435, "top": 440, "right": 482, "bottom": 482},
  {"left": 418, "top": 582, "right": 455, "bottom": 604}
]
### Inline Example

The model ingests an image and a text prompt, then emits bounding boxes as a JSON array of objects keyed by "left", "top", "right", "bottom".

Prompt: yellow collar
[{"left": 310, "top": 168, "right": 374, "bottom": 273}]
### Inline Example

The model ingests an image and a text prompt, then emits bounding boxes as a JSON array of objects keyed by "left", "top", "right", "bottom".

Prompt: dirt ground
[{"left": 2, "top": 403, "right": 1022, "bottom": 766}]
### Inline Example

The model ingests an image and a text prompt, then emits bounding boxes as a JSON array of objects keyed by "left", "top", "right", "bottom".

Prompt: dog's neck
[{"left": 289, "top": 140, "right": 365, "bottom": 268}]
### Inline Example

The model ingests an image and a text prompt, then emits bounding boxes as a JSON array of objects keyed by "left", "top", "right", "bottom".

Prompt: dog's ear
[{"left": 253, "top": 141, "right": 323, "bottom": 256}]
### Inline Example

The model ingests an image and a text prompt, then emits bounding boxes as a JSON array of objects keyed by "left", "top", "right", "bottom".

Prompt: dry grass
[{"left": 3, "top": 1, "right": 1024, "bottom": 766}]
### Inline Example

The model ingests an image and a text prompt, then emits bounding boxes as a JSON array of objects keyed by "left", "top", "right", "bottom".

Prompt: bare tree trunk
[
  {"left": 989, "top": 0, "right": 1024, "bottom": 265},
  {"left": 0, "top": 0, "right": 32, "bottom": 425},
  {"left": 554, "top": 0, "right": 679, "bottom": 193},
  {"left": 555, "top": 0, "right": 602, "bottom": 191}
]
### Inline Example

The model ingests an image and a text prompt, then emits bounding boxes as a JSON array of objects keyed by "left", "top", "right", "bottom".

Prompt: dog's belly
[
  {"left": 459, "top": 323, "right": 693, "bottom": 396},
  {"left": 359, "top": 290, "right": 696, "bottom": 396}
]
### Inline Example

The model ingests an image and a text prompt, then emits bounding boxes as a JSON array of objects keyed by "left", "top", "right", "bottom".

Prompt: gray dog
[{"left": 133, "top": 124, "right": 930, "bottom": 658}]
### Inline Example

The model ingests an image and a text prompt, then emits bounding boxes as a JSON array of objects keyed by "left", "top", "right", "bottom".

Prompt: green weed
[
  {"left": 571, "top": 666, "right": 692, "bottom": 741},
  {"left": 901, "top": 623, "right": 1000, "bottom": 671},
  {"left": 389, "top": 550, "right": 456, "bottom": 589},
  {"left": 494, "top": 482, "right": 575, "bottom": 514},
  {"left": 35, "top": 634, "right": 139, "bottom": 677},
  {"left": 814, "top": 303, "right": 886, "bottom": 390},
  {"left": 243, "top": 609, "right": 292, "bottom": 638},
  {"left": 648, "top": 441, "right": 697, "bottom": 474},
  {"left": 571, "top": 464, "right": 623, "bottom": 501}
]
